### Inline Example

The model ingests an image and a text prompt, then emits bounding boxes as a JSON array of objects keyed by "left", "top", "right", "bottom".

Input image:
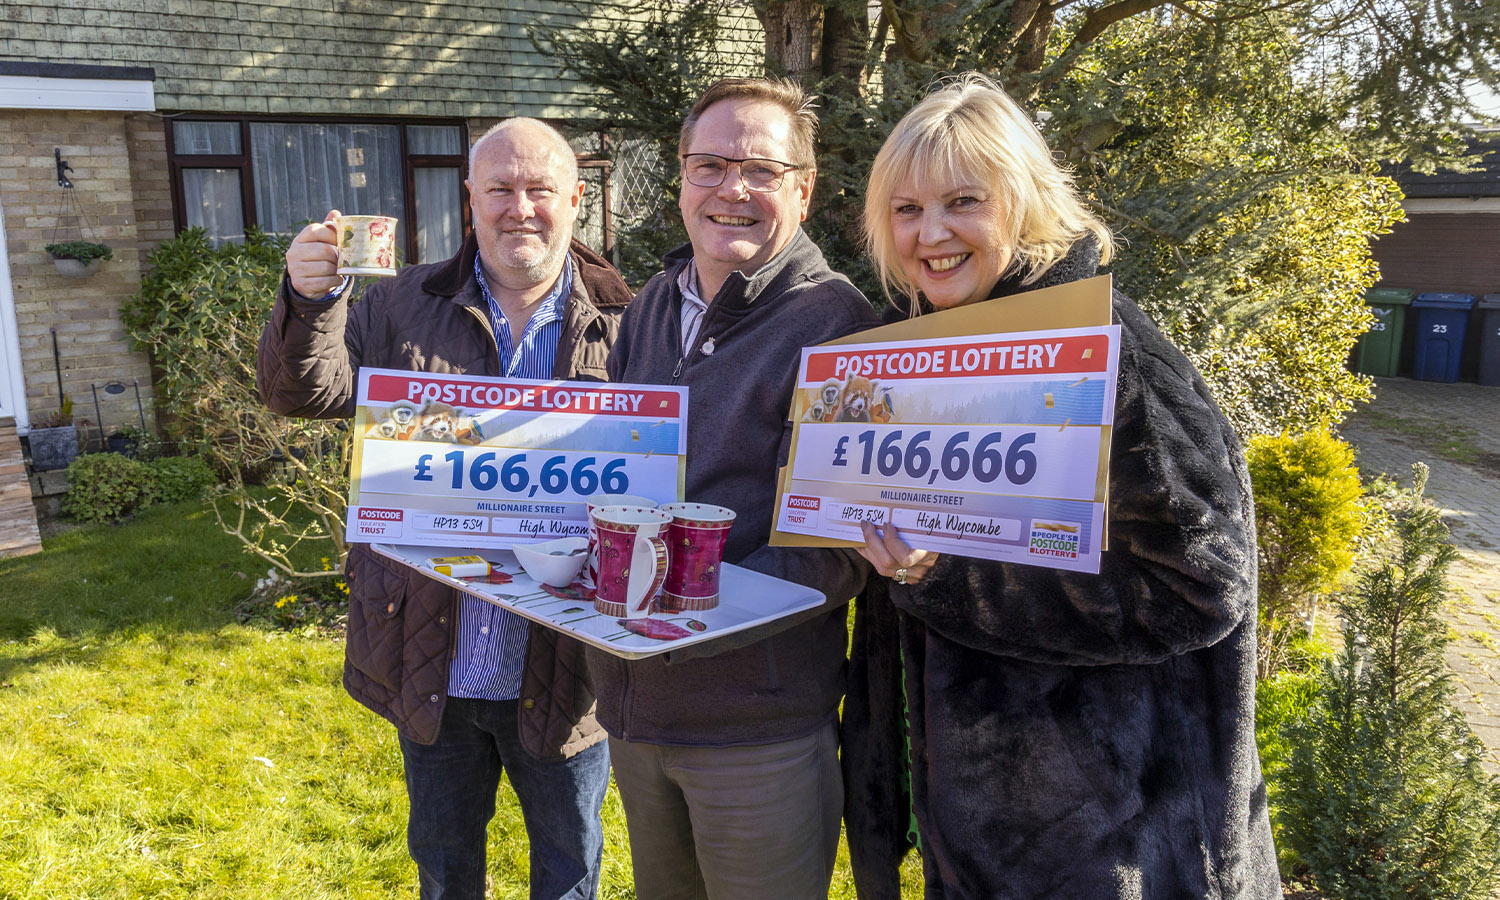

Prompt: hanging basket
[
  {"left": 47, "top": 149, "right": 112, "bottom": 278},
  {"left": 51, "top": 256, "right": 102, "bottom": 277}
]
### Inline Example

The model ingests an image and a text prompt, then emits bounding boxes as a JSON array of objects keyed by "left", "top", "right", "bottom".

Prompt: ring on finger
[{"left": 893, "top": 567, "right": 908, "bottom": 585}]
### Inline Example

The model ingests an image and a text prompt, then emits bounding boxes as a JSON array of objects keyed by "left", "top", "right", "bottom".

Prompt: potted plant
[
  {"left": 107, "top": 424, "right": 158, "bottom": 458},
  {"left": 45, "top": 241, "right": 112, "bottom": 277},
  {"left": 29, "top": 397, "right": 80, "bottom": 471}
]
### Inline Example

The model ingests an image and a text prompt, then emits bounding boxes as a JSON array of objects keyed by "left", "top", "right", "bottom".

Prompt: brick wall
[
  {"left": 125, "top": 112, "right": 174, "bottom": 249},
  {"left": 1372, "top": 212, "right": 1500, "bottom": 297},
  {"left": 0, "top": 109, "right": 156, "bottom": 442}
]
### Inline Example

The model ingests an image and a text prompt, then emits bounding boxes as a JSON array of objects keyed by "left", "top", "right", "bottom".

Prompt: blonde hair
[{"left": 863, "top": 73, "right": 1113, "bottom": 305}]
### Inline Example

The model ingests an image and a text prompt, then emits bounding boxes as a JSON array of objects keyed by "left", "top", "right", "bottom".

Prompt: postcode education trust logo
[{"left": 1027, "top": 519, "right": 1081, "bottom": 560}]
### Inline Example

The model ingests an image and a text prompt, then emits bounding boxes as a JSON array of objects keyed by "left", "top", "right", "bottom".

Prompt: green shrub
[
  {"left": 149, "top": 455, "right": 217, "bottom": 504},
  {"left": 121, "top": 228, "right": 291, "bottom": 480},
  {"left": 122, "top": 227, "right": 353, "bottom": 580},
  {"left": 1256, "top": 666, "right": 1322, "bottom": 872},
  {"left": 1276, "top": 468, "right": 1500, "bottom": 899},
  {"left": 62, "top": 453, "right": 158, "bottom": 523},
  {"left": 1247, "top": 429, "right": 1365, "bottom": 678}
]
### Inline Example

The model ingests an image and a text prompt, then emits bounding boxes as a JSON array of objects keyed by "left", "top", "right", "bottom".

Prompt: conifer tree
[{"left": 1278, "top": 466, "right": 1500, "bottom": 899}]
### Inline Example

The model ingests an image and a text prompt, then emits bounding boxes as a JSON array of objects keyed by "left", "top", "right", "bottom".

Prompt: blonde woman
[{"left": 841, "top": 73, "right": 1282, "bottom": 899}]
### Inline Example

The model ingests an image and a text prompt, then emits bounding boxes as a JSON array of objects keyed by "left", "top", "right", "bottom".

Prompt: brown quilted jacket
[{"left": 257, "top": 233, "right": 632, "bottom": 756}]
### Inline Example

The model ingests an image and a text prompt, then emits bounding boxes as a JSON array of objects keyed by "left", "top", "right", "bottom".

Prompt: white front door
[{"left": 0, "top": 198, "right": 27, "bottom": 427}]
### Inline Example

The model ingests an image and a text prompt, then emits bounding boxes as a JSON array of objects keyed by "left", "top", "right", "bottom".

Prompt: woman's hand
[{"left": 857, "top": 521, "right": 939, "bottom": 585}]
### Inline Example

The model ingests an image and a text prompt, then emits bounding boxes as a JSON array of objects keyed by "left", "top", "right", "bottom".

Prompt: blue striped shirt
[{"left": 448, "top": 254, "right": 573, "bottom": 700}]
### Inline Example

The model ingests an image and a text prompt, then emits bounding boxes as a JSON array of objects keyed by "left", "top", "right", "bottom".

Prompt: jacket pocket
[{"left": 344, "top": 546, "right": 411, "bottom": 693}]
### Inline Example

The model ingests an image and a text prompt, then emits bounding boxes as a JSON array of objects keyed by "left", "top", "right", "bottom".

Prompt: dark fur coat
[{"left": 841, "top": 243, "right": 1282, "bottom": 899}]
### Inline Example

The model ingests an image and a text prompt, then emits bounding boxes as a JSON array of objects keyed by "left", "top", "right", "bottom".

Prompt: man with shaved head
[{"left": 258, "top": 118, "right": 632, "bottom": 900}]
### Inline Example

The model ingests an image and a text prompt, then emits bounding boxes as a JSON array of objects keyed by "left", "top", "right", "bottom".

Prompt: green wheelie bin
[{"left": 1355, "top": 287, "right": 1415, "bottom": 377}]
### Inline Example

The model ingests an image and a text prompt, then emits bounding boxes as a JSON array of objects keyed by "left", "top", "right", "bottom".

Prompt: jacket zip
[
  {"left": 671, "top": 280, "right": 730, "bottom": 385},
  {"left": 464, "top": 305, "right": 503, "bottom": 374},
  {"left": 622, "top": 277, "right": 712, "bottom": 737},
  {"left": 483, "top": 283, "right": 628, "bottom": 741}
]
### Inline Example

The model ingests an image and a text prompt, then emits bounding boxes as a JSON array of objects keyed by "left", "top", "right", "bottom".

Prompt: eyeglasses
[{"left": 680, "top": 154, "right": 803, "bottom": 192}]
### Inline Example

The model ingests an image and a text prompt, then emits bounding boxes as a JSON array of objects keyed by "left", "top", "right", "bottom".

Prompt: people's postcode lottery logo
[{"left": 1027, "top": 520, "right": 1080, "bottom": 559}]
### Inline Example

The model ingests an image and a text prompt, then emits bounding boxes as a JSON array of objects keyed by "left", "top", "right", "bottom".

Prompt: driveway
[{"left": 1340, "top": 377, "right": 1500, "bottom": 773}]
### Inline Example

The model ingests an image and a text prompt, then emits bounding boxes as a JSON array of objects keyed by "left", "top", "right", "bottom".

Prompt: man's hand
[{"left": 286, "top": 209, "right": 343, "bottom": 300}]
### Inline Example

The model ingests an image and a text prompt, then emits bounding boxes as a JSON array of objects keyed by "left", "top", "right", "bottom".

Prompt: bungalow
[
  {"left": 0, "top": 0, "right": 761, "bottom": 556},
  {"left": 1371, "top": 136, "right": 1500, "bottom": 380}
]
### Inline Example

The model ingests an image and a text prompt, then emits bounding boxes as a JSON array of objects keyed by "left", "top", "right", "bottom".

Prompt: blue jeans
[{"left": 398, "top": 697, "right": 610, "bottom": 900}]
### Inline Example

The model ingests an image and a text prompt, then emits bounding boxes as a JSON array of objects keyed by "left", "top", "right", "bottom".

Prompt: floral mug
[{"left": 335, "top": 215, "right": 398, "bottom": 276}]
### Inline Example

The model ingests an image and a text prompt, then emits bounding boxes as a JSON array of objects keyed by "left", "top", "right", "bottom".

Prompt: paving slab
[{"left": 1340, "top": 377, "right": 1500, "bottom": 774}]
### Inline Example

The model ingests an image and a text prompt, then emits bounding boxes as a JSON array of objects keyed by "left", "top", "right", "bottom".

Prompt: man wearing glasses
[{"left": 584, "top": 78, "right": 880, "bottom": 899}]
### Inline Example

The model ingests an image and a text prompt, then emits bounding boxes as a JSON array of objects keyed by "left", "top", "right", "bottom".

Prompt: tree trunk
[
  {"left": 759, "top": 0, "right": 826, "bottom": 82},
  {"left": 821, "top": 0, "right": 870, "bottom": 85},
  {"left": 881, "top": 0, "right": 934, "bottom": 63}
]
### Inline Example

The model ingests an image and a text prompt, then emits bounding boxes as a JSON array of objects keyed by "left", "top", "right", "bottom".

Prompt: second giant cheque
[{"left": 774, "top": 324, "right": 1120, "bottom": 573}]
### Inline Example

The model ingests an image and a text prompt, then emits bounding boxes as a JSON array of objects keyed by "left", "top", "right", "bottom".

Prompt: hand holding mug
[{"left": 286, "top": 209, "right": 343, "bottom": 300}]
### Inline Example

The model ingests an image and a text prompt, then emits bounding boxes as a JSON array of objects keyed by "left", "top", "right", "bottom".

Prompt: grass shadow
[{"left": 0, "top": 500, "right": 270, "bottom": 675}]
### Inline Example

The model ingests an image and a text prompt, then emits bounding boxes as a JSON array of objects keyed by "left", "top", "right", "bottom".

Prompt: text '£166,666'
[
  {"left": 414, "top": 451, "right": 630, "bottom": 499},
  {"left": 831, "top": 429, "right": 1038, "bottom": 487}
]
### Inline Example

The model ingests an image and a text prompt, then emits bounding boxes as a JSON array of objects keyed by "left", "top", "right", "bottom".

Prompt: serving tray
[{"left": 370, "top": 543, "right": 827, "bottom": 659}]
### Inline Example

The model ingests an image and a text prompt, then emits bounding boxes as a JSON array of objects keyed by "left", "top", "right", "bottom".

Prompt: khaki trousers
[{"left": 607, "top": 722, "right": 842, "bottom": 900}]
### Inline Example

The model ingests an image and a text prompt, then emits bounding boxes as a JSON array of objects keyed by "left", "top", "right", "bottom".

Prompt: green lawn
[{"left": 0, "top": 501, "right": 917, "bottom": 899}]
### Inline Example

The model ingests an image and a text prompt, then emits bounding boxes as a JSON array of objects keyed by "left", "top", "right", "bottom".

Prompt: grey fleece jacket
[{"left": 585, "top": 229, "right": 882, "bottom": 746}]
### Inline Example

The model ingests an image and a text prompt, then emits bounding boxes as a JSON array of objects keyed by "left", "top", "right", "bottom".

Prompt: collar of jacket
[
  {"left": 419, "top": 231, "right": 634, "bottom": 310},
  {"left": 888, "top": 236, "right": 1103, "bottom": 318},
  {"left": 660, "top": 228, "right": 834, "bottom": 312}
]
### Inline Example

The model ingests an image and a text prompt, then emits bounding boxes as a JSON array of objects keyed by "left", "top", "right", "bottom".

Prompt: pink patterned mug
[
  {"left": 584, "top": 493, "right": 657, "bottom": 588},
  {"left": 590, "top": 505, "right": 672, "bottom": 618},
  {"left": 660, "top": 503, "right": 736, "bottom": 611},
  {"left": 335, "top": 215, "right": 398, "bottom": 276}
]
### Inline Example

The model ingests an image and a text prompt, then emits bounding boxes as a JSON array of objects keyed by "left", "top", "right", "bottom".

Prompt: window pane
[
  {"left": 414, "top": 167, "right": 462, "bottom": 264},
  {"left": 575, "top": 167, "right": 606, "bottom": 254},
  {"left": 408, "top": 125, "right": 462, "bottom": 156},
  {"left": 249, "top": 123, "right": 404, "bottom": 246},
  {"left": 569, "top": 132, "right": 604, "bottom": 157},
  {"left": 181, "top": 168, "right": 245, "bottom": 245},
  {"left": 174, "top": 122, "right": 242, "bottom": 155}
]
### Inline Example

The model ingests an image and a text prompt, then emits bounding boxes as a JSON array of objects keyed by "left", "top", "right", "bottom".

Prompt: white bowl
[{"left": 512, "top": 537, "right": 590, "bottom": 587}]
